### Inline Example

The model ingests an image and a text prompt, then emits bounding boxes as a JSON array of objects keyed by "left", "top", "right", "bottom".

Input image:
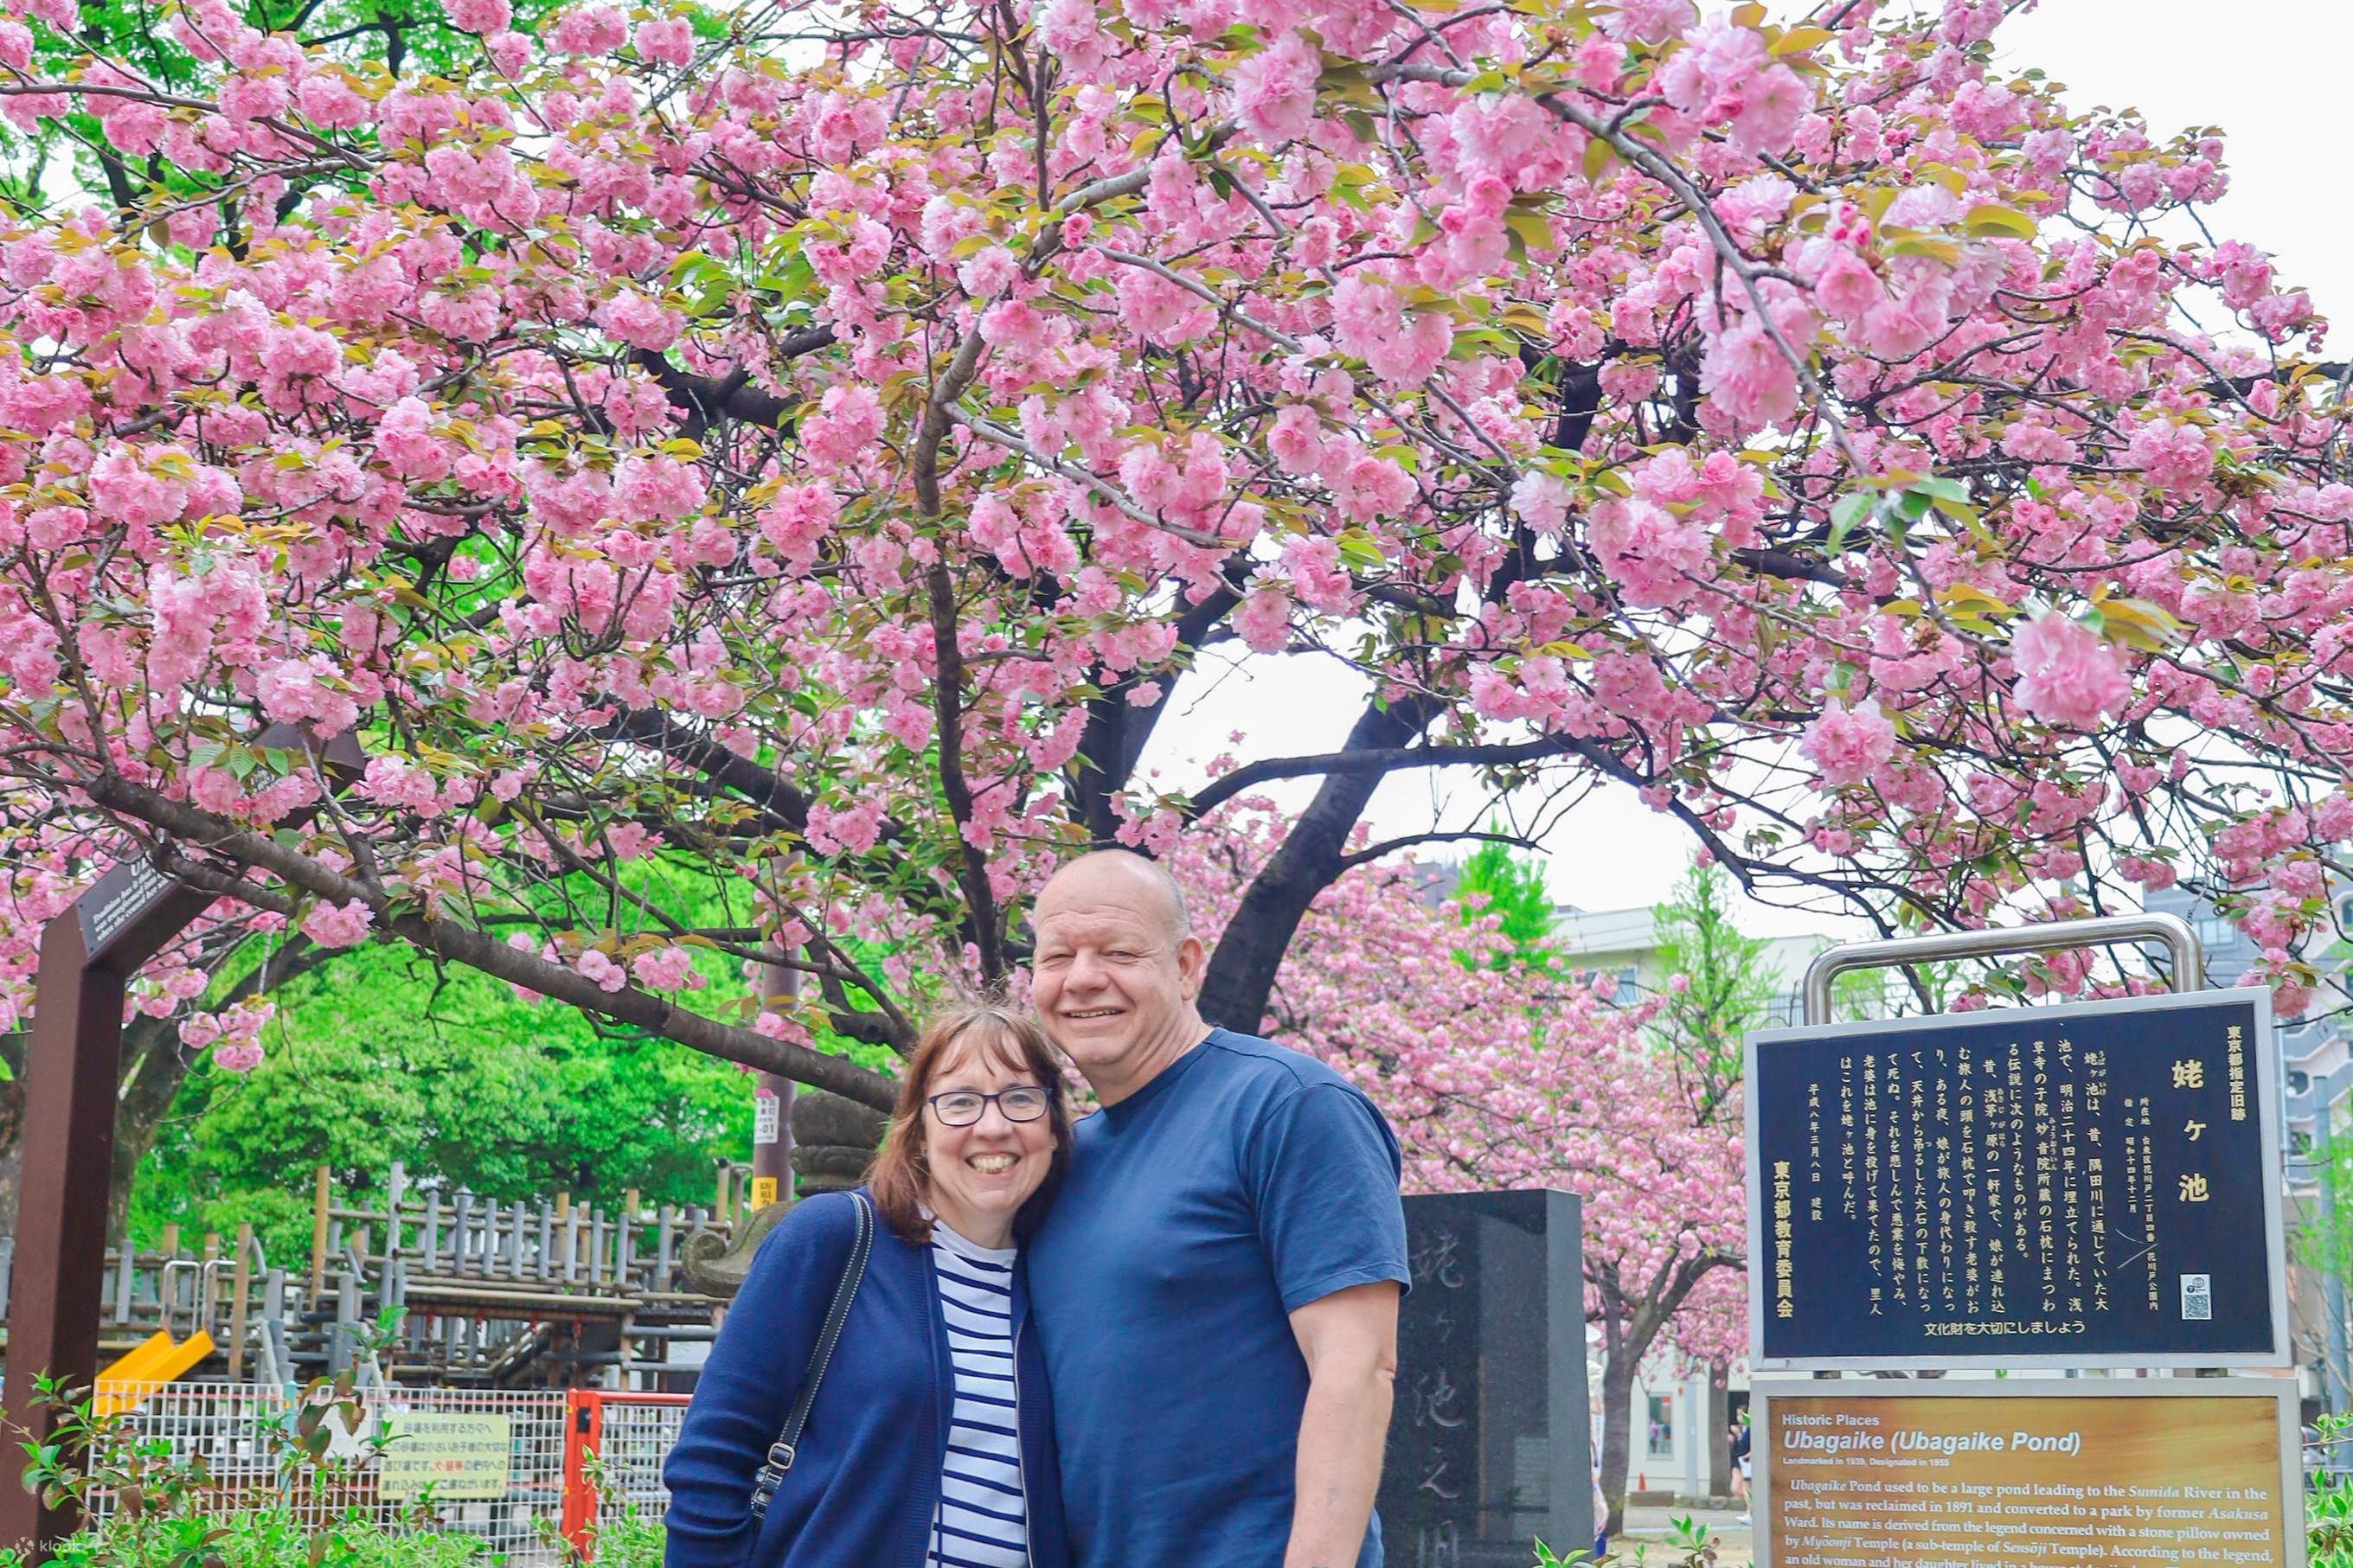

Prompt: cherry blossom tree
[
  {"left": 1170, "top": 806, "right": 1743, "bottom": 1533},
  {"left": 0, "top": 0, "right": 2342, "bottom": 1117}
]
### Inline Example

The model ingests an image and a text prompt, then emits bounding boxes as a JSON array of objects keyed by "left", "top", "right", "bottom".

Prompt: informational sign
[
  {"left": 753, "top": 1091, "right": 781, "bottom": 1146},
  {"left": 74, "top": 855, "right": 178, "bottom": 961},
  {"left": 377, "top": 1413, "right": 513, "bottom": 1501},
  {"left": 749, "top": 1176, "right": 779, "bottom": 1209},
  {"left": 1745, "top": 989, "right": 2286, "bottom": 1370},
  {"left": 1754, "top": 1379, "right": 2301, "bottom": 1568}
]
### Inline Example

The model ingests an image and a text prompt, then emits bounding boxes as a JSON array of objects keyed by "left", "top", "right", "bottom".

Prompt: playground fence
[
  {"left": 561, "top": 1389, "right": 691, "bottom": 1554},
  {"left": 81, "top": 1382, "right": 685, "bottom": 1562}
]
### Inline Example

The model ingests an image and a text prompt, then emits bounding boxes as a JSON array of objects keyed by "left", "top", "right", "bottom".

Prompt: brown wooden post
[
  {"left": 309, "top": 1165, "right": 331, "bottom": 1297},
  {"left": 0, "top": 870, "right": 211, "bottom": 1553},
  {"left": 226, "top": 1223, "right": 253, "bottom": 1380},
  {"left": 0, "top": 726, "right": 360, "bottom": 1558}
]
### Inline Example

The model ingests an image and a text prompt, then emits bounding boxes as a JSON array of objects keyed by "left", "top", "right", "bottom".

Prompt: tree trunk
[
  {"left": 1597, "top": 1334, "right": 1639, "bottom": 1539},
  {"left": 1706, "top": 1363, "right": 1732, "bottom": 1499},
  {"left": 1197, "top": 696, "right": 1427, "bottom": 1030},
  {"left": 1592, "top": 1258, "right": 1737, "bottom": 1537},
  {"left": 104, "top": 1016, "right": 196, "bottom": 1246}
]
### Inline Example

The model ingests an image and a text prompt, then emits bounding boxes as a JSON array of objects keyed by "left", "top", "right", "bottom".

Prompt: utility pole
[{"left": 749, "top": 952, "right": 795, "bottom": 1212}]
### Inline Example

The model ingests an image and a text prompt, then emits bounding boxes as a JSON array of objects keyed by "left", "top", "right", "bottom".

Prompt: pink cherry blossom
[
  {"left": 299, "top": 898, "right": 374, "bottom": 949},
  {"left": 2010, "top": 612, "right": 2132, "bottom": 730},
  {"left": 1802, "top": 699, "right": 1899, "bottom": 788},
  {"left": 0, "top": 0, "right": 2332, "bottom": 1314}
]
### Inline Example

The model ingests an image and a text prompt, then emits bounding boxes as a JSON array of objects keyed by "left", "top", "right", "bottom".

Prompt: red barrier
[{"left": 561, "top": 1389, "right": 691, "bottom": 1559}]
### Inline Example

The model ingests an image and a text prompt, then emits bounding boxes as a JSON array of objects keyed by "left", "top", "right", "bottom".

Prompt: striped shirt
[{"left": 927, "top": 1223, "right": 1029, "bottom": 1568}]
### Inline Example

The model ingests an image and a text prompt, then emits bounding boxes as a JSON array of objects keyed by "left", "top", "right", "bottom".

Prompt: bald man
[{"left": 1024, "top": 850, "right": 1407, "bottom": 1568}]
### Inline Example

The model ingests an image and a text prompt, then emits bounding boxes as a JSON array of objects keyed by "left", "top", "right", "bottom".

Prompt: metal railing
[
  {"left": 81, "top": 1382, "right": 574, "bottom": 1562},
  {"left": 561, "top": 1390, "right": 690, "bottom": 1556},
  {"left": 1799, "top": 910, "right": 2203, "bottom": 1023}
]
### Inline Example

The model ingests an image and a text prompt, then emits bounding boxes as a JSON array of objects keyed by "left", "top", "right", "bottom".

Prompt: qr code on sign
[{"left": 2182, "top": 1274, "right": 2212, "bottom": 1322}]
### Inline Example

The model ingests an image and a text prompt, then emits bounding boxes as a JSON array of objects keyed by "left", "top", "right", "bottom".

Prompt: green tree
[
  {"left": 1452, "top": 836, "right": 1560, "bottom": 971},
  {"left": 1647, "top": 858, "right": 1784, "bottom": 1126},
  {"left": 128, "top": 942, "right": 766, "bottom": 1263}
]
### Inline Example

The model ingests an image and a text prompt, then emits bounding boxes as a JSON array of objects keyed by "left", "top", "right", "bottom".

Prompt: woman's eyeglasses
[{"left": 926, "top": 1085, "right": 1052, "bottom": 1126}]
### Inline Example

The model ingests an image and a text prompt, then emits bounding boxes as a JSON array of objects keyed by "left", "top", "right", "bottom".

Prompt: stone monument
[
  {"left": 1379, "top": 1189, "right": 1592, "bottom": 1568},
  {"left": 679, "top": 1089, "right": 888, "bottom": 1297}
]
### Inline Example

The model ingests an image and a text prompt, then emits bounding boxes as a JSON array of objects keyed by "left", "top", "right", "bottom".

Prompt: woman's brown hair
[{"left": 868, "top": 1000, "right": 1073, "bottom": 1245}]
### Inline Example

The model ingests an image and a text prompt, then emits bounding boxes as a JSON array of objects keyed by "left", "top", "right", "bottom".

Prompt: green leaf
[
  {"left": 1962, "top": 203, "right": 2039, "bottom": 240},
  {"left": 1824, "top": 491, "right": 1874, "bottom": 556},
  {"left": 1502, "top": 210, "right": 1554, "bottom": 253}
]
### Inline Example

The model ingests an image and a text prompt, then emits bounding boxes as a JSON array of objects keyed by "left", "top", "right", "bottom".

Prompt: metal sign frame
[
  {"left": 1751, "top": 1376, "right": 2305, "bottom": 1568},
  {"left": 1746, "top": 977, "right": 2291, "bottom": 1373},
  {"left": 1798, "top": 911, "right": 2206, "bottom": 1027}
]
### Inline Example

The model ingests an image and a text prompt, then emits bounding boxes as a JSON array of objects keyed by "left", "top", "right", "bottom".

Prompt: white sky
[{"left": 1138, "top": 2, "right": 2353, "bottom": 940}]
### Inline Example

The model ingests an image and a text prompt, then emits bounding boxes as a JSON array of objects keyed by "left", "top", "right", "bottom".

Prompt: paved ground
[{"left": 1618, "top": 1502, "right": 1754, "bottom": 1566}]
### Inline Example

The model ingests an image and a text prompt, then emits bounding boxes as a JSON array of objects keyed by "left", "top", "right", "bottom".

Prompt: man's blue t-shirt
[{"left": 1029, "top": 1028, "right": 1410, "bottom": 1568}]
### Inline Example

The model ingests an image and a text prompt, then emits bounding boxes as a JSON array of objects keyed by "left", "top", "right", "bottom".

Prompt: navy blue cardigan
[{"left": 662, "top": 1190, "right": 1070, "bottom": 1568}]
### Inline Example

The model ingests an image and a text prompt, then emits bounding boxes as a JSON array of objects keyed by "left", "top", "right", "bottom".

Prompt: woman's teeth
[{"left": 969, "top": 1153, "right": 1018, "bottom": 1174}]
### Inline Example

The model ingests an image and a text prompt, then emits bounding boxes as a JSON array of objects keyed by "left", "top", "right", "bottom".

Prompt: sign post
[
  {"left": 1744, "top": 912, "right": 2302, "bottom": 1566},
  {"left": 750, "top": 954, "right": 795, "bottom": 1213},
  {"left": 0, "top": 727, "right": 361, "bottom": 1558}
]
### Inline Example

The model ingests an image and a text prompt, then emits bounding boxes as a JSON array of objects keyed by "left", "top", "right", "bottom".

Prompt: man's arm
[{"left": 1284, "top": 1280, "right": 1401, "bottom": 1568}]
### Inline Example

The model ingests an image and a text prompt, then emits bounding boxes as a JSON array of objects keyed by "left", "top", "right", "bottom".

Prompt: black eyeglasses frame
[{"left": 925, "top": 1085, "right": 1053, "bottom": 1127}]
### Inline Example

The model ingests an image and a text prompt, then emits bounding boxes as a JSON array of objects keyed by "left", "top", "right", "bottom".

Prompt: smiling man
[{"left": 1025, "top": 849, "right": 1408, "bottom": 1568}]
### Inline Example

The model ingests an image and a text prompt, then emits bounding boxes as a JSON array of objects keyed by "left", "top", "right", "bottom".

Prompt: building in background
[
  {"left": 1552, "top": 902, "right": 1836, "bottom": 1503},
  {"left": 2146, "top": 885, "right": 2341, "bottom": 1417}
]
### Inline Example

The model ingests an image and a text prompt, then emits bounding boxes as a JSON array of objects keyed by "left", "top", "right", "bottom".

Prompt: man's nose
[{"left": 1063, "top": 949, "right": 1107, "bottom": 991}]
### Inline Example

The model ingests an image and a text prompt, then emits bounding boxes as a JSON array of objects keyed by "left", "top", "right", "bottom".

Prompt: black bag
[{"left": 747, "top": 1190, "right": 875, "bottom": 1521}]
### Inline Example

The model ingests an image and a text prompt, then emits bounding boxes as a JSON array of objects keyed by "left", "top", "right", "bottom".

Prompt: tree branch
[
  {"left": 1183, "top": 737, "right": 1567, "bottom": 822},
  {"left": 80, "top": 772, "right": 899, "bottom": 1110},
  {"left": 629, "top": 329, "right": 836, "bottom": 435},
  {"left": 926, "top": 560, "right": 1008, "bottom": 982}
]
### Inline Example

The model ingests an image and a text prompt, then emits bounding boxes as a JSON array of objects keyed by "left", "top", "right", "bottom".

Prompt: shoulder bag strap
[{"left": 747, "top": 1191, "right": 875, "bottom": 1520}]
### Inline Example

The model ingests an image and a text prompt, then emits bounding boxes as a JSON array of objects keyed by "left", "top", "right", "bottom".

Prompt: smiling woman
[
  {"left": 869, "top": 1007, "right": 1074, "bottom": 1250},
  {"left": 663, "top": 1002, "right": 1076, "bottom": 1568}
]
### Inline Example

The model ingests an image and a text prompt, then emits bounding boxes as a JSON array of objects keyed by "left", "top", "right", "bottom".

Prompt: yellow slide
[{"left": 93, "top": 1329, "right": 215, "bottom": 1416}]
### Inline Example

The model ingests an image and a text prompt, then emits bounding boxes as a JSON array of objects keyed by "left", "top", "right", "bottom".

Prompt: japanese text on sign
[
  {"left": 377, "top": 1414, "right": 512, "bottom": 1501},
  {"left": 1748, "top": 993, "right": 2281, "bottom": 1366}
]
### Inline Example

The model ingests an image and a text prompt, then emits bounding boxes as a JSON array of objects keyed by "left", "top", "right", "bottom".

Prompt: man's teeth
[{"left": 970, "top": 1154, "right": 1018, "bottom": 1174}]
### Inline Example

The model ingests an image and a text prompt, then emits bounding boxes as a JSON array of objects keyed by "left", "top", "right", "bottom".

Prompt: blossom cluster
[{"left": 0, "top": 0, "right": 2338, "bottom": 1107}]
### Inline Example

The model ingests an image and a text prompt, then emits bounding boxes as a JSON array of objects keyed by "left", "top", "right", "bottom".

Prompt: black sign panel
[
  {"left": 74, "top": 853, "right": 181, "bottom": 962},
  {"left": 1380, "top": 1190, "right": 1592, "bottom": 1568},
  {"left": 1746, "top": 991, "right": 2284, "bottom": 1368}
]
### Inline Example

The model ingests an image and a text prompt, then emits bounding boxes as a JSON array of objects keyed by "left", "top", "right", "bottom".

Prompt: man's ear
[{"left": 1176, "top": 933, "right": 1208, "bottom": 997}]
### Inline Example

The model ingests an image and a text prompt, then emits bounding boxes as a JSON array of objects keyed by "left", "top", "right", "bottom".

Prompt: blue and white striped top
[{"left": 927, "top": 1223, "right": 1029, "bottom": 1568}]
